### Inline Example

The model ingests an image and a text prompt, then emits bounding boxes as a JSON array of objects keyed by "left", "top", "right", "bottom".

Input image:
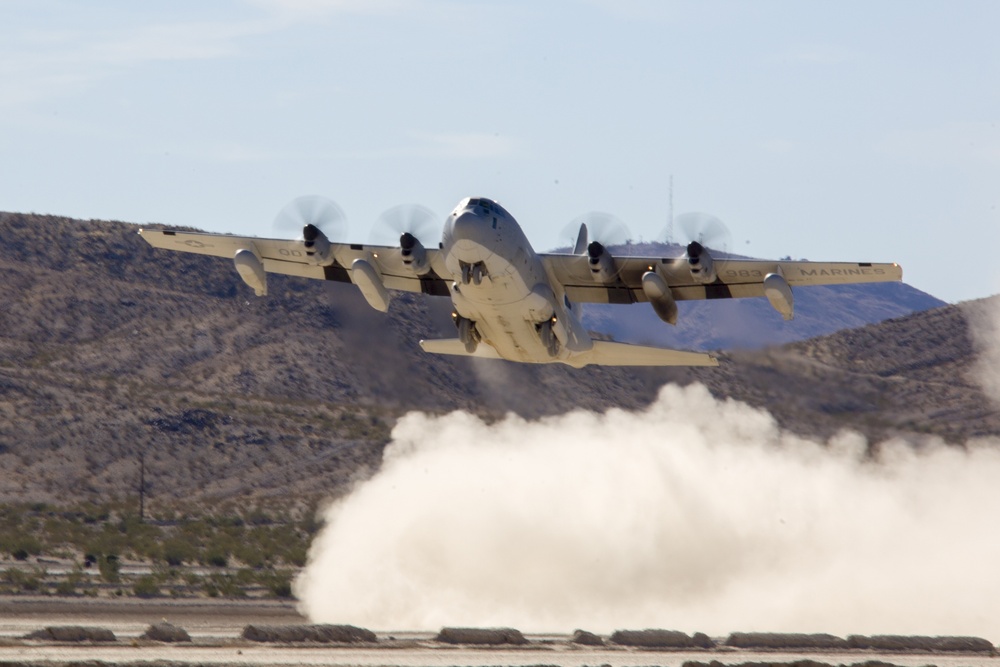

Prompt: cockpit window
[{"left": 468, "top": 198, "right": 505, "bottom": 216}]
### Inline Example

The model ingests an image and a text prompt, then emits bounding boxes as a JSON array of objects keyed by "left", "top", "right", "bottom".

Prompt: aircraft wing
[
  {"left": 542, "top": 253, "right": 903, "bottom": 304},
  {"left": 138, "top": 229, "right": 453, "bottom": 297}
]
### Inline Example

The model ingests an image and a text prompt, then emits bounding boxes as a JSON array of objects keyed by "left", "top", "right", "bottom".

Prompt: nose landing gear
[{"left": 459, "top": 261, "right": 487, "bottom": 286}]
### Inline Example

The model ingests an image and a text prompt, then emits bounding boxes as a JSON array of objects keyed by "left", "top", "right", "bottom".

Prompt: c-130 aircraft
[{"left": 140, "top": 196, "right": 902, "bottom": 368}]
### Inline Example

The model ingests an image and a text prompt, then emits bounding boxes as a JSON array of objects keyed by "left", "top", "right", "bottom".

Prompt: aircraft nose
[
  {"left": 450, "top": 208, "right": 489, "bottom": 249},
  {"left": 445, "top": 207, "right": 493, "bottom": 263},
  {"left": 451, "top": 209, "right": 485, "bottom": 241}
]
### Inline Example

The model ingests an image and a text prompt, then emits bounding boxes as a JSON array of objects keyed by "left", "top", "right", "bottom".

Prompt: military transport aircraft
[{"left": 139, "top": 196, "right": 902, "bottom": 368}]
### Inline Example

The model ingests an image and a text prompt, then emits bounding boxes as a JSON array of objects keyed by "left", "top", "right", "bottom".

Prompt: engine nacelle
[
  {"left": 233, "top": 248, "right": 267, "bottom": 297},
  {"left": 588, "top": 241, "right": 617, "bottom": 282},
  {"left": 641, "top": 271, "right": 678, "bottom": 325},
  {"left": 686, "top": 241, "right": 716, "bottom": 283},
  {"left": 763, "top": 272, "right": 794, "bottom": 320},
  {"left": 400, "top": 232, "right": 430, "bottom": 275},
  {"left": 303, "top": 224, "right": 333, "bottom": 265}
]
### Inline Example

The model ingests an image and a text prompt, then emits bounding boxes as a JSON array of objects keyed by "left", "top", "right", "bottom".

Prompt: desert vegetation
[{"left": 0, "top": 500, "right": 315, "bottom": 598}]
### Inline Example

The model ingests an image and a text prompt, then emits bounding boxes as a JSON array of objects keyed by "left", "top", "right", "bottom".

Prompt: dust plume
[
  {"left": 967, "top": 294, "right": 1000, "bottom": 405},
  {"left": 296, "top": 383, "right": 1000, "bottom": 637}
]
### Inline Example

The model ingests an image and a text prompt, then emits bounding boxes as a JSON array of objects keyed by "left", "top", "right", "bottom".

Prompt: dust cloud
[
  {"left": 296, "top": 383, "right": 1000, "bottom": 638},
  {"left": 968, "top": 295, "right": 1000, "bottom": 405}
]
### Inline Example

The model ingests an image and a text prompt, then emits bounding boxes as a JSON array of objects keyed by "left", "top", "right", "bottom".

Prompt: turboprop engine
[
  {"left": 400, "top": 232, "right": 430, "bottom": 274},
  {"left": 685, "top": 241, "right": 716, "bottom": 283},
  {"left": 303, "top": 224, "right": 333, "bottom": 265},
  {"left": 587, "top": 241, "right": 617, "bottom": 282}
]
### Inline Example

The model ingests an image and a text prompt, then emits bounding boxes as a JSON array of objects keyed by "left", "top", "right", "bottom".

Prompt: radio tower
[{"left": 667, "top": 174, "right": 674, "bottom": 244}]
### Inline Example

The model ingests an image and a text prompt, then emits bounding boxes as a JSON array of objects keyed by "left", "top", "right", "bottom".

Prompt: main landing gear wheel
[
  {"left": 456, "top": 316, "right": 479, "bottom": 353},
  {"left": 537, "top": 319, "right": 560, "bottom": 358}
]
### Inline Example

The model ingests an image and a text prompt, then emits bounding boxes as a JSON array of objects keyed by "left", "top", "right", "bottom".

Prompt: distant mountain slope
[
  {"left": 0, "top": 212, "right": 992, "bottom": 508},
  {"left": 689, "top": 296, "right": 1000, "bottom": 443}
]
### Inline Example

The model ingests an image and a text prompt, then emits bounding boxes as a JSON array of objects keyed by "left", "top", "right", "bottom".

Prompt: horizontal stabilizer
[
  {"left": 419, "top": 338, "right": 503, "bottom": 359},
  {"left": 420, "top": 338, "right": 717, "bottom": 368},
  {"left": 570, "top": 341, "right": 718, "bottom": 368}
]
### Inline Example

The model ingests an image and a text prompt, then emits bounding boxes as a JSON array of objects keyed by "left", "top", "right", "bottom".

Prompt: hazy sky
[{"left": 2, "top": 0, "right": 998, "bottom": 303}]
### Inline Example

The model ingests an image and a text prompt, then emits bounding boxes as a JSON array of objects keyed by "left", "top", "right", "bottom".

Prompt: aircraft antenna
[{"left": 667, "top": 174, "right": 674, "bottom": 243}]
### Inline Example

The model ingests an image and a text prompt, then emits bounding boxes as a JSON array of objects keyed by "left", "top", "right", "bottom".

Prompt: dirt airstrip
[{"left": 1, "top": 597, "right": 998, "bottom": 667}]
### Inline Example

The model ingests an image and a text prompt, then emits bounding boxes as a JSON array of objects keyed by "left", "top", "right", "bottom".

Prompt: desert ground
[{"left": 1, "top": 597, "right": 997, "bottom": 667}]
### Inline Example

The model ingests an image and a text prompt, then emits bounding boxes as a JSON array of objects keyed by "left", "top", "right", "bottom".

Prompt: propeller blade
[
  {"left": 273, "top": 195, "right": 347, "bottom": 242},
  {"left": 573, "top": 211, "right": 631, "bottom": 248},
  {"left": 675, "top": 212, "right": 731, "bottom": 255},
  {"left": 370, "top": 204, "right": 440, "bottom": 246},
  {"left": 563, "top": 212, "right": 635, "bottom": 282}
]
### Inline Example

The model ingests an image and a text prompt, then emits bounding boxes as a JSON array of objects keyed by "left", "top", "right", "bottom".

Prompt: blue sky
[{"left": 2, "top": 0, "right": 998, "bottom": 303}]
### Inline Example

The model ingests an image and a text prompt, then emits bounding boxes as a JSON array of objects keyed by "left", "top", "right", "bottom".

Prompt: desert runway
[{"left": 1, "top": 597, "right": 997, "bottom": 667}]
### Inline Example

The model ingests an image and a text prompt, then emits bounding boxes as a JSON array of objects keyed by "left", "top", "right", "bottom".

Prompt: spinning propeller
[
  {"left": 273, "top": 195, "right": 348, "bottom": 242},
  {"left": 564, "top": 212, "right": 635, "bottom": 283},
  {"left": 272, "top": 195, "right": 348, "bottom": 266},
  {"left": 674, "top": 211, "right": 732, "bottom": 259},
  {"left": 369, "top": 204, "right": 440, "bottom": 248},
  {"left": 370, "top": 204, "right": 440, "bottom": 275},
  {"left": 671, "top": 212, "right": 732, "bottom": 283}
]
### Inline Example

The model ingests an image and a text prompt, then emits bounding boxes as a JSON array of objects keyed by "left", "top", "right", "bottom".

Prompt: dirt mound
[
  {"left": 725, "top": 633, "right": 850, "bottom": 650},
  {"left": 571, "top": 629, "right": 605, "bottom": 646},
  {"left": 241, "top": 624, "right": 376, "bottom": 643},
  {"left": 611, "top": 629, "right": 713, "bottom": 648},
  {"left": 434, "top": 627, "right": 527, "bottom": 645},
  {"left": 142, "top": 622, "right": 191, "bottom": 642},
  {"left": 24, "top": 626, "right": 117, "bottom": 642},
  {"left": 847, "top": 635, "right": 995, "bottom": 653},
  {"left": 683, "top": 661, "right": 905, "bottom": 667}
]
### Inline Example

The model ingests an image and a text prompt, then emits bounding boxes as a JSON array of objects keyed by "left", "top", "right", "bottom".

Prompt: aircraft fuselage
[{"left": 440, "top": 197, "right": 591, "bottom": 363}]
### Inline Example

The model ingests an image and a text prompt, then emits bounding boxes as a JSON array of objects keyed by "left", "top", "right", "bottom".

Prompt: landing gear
[
  {"left": 471, "top": 263, "right": 485, "bottom": 286},
  {"left": 453, "top": 312, "right": 481, "bottom": 353},
  {"left": 459, "top": 261, "right": 487, "bottom": 285},
  {"left": 537, "top": 317, "right": 560, "bottom": 358}
]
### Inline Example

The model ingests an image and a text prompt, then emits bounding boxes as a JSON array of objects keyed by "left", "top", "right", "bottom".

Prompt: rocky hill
[{"left": 0, "top": 211, "right": 995, "bottom": 510}]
